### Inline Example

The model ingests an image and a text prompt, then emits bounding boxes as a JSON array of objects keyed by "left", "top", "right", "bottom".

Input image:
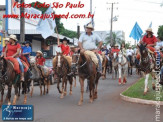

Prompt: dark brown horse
[
  {"left": 71, "top": 52, "right": 101, "bottom": 105},
  {"left": 53, "top": 53, "right": 73, "bottom": 99},
  {"left": 0, "top": 57, "right": 28, "bottom": 107}
]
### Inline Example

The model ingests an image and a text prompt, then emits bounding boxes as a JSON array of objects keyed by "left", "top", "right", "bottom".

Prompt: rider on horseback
[
  {"left": 4, "top": 35, "right": 25, "bottom": 81},
  {"left": 1, "top": 38, "right": 9, "bottom": 57},
  {"left": 22, "top": 41, "right": 31, "bottom": 64},
  {"left": 36, "top": 51, "right": 45, "bottom": 66},
  {"left": 78, "top": 23, "right": 104, "bottom": 75}
]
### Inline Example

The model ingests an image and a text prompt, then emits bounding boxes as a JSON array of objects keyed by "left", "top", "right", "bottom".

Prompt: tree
[
  {"left": 105, "top": 31, "right": 124, "bottom": 46},
  {"left": 31, "top": 2, "right": 77, "bottom": 38},
  {"left": 157, "top": 25, "right": 163, "bottom": 40}
]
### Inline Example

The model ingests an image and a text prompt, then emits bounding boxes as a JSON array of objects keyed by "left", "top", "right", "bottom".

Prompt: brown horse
[
  {"left": 0, "top": 57, "right": 28, "bottom": 107},
  {"left": 71, "top": 52, "right": 101, "bottom": 105},
  {"left": 53, "top": 53, "right": 73, "bottom": 99}
]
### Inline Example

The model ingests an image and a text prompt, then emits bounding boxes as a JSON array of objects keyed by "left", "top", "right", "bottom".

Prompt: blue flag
[
  {"left": 129, "top": 22, "right": 143, "bottom": 41},
  {"left": 36, "top": 6, "right": 56, "bottom": 39}
]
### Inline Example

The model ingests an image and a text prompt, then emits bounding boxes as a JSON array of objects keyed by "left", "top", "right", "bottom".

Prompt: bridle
[{"left": 72, "top": 53, "right": 87, "bottom": 68}]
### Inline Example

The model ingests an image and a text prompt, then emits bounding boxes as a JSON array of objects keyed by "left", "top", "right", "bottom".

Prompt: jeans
[
  {"left": 16, "top": 58, "right": 24, "bottom": 73},
  {"left": 96, "top": 54, "right": 102, "bottom": 72}
]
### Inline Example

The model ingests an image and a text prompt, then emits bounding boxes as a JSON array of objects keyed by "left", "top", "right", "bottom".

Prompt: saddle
[{"left": 5, "top": 57, "right": 29, "bottom": 74}]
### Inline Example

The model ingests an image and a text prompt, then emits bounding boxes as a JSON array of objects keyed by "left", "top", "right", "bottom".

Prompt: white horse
[
  {"left": 118, "top": 51, "right": 128, "bottom": 85},
  {"left": 112, "top": 52, "right": 118, "bottom": 79}
]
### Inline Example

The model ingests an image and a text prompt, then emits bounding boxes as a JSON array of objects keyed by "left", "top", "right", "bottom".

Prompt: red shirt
[
  {"left": 142, "top": 35, "right": 157, "bottom": 45},
  {"left": 58, "top": 44, "right": 70, "bottom": 56},
  {"left": 36, "top": 57, "right": 45, "bottom": 66},
  {"left": 111, "top": 48, "right": 120, "bottom": 54},
  {"left": 6, "top": 43, "right": 21, "bottom": 57},
  {"left": 2, "top": 47, "right": 6, "bottom": 52}
]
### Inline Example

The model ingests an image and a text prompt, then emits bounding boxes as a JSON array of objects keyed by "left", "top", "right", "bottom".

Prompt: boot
[{"left": 20, "top": 72, "right": 24, "bottom": 82}]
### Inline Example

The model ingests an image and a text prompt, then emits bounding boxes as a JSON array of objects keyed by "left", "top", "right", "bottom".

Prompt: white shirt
[
  {"left": 156, "top": 41, "right": 163, "bottom": 48},
  {"left": 79, "top": 32, "right": 102, "bottom": 50},
  {"left": 126, "top": 49, "right": 134, "bottom": 56}
]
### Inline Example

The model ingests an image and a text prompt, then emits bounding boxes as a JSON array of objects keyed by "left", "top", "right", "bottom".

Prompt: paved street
[{"left": 0, "top": 71, "right": 162, "bottom": 122}]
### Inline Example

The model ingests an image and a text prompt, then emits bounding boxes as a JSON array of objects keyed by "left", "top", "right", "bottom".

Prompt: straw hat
[
  {"left": 36, "top": 50, "right": 43, "bottom": 56},
  {"left": 114, "top": 43, "right": 119, "bottom": 47},
  {"left": 9, "top": 35, "right": 17, "bottom": 41},
  {"left": 146, "top": 28, "right": 153, "bottom": 34},
  {"left": 4, "top": 38, "right": 9, "bottom": 41},
  {"left": 86, "top": 23, "right": 94, "bottom": 30}
]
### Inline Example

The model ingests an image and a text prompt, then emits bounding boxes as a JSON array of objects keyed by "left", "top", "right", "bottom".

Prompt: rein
[{"left": 72, "top": 53, "right": 87, "bottom": 68}]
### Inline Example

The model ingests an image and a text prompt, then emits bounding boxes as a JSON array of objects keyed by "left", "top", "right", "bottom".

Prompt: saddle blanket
[{"left": 5, "top": 57, "right": 29, "bottom": 74}]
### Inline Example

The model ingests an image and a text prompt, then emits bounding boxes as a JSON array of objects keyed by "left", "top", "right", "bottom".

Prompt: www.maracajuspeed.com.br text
[{"left": 3, "top": 12, "right": 94, "bottom": 20}]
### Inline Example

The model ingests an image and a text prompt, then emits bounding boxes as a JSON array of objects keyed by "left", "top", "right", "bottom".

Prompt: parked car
[{"left": 44, "top": 58, "right": 55, "bottom": 85}]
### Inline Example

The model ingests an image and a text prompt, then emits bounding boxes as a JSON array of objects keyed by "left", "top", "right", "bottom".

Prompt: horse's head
[
  {"left": 30, "top": 56, "right": 36, "bottom": 67},
  {"left": 71, "top": 53, "right": 80, "bottom": 72},
  {"left": 56, "top": 52, "right": 64, "bottom": 68},
  {"left": 138, "top": 43, "right": 148, "bottom": 56}
]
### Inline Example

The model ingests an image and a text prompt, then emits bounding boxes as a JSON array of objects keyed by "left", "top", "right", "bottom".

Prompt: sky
[{"left": 1, "top": 0, "right": 163, "bottom": 44}]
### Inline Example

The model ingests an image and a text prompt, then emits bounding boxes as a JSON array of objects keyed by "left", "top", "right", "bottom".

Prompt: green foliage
[
  {"left": 105, "top": 32, "right": 124, "bottom": 46},
  {"left": 31, "top": 2, "right": 77, "bottom": 38},
  {"left": 157, "top": 25, "right": 163, "bottom": 40},
  {"left": 122, "top": 75, "right": 163, "bottom": 101}
]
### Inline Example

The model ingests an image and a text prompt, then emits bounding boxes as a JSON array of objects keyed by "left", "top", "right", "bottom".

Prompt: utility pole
[
  {"left": 90, "top": 0, "right": 92, "bottom": 14},
  {"left": 20, "top": 0, "right": 25, "bottom": 42},
  {"left": 77, "top": 23, "right": 80, "bottom": 39},
  {"left": 107, "top": 2, "right": 118, "bottom": 46}
]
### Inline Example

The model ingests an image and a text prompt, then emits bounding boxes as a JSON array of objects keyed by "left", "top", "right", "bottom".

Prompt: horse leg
[
  {"left": 74, "top": 76, "right": 76, "bottom": 87},
  {"left": 123, "top": 67, "right": 127, "bottom": 84},
  {"left": 64, "top": 77, "right": 67, "bottom": 96},
  {"left": 30, "top": 80, "right": 34, "bottom": 97},
  {"left": 78, "top": 77, "right": 84, "bottom": 106},
  {"left": 57, "top": 78, "right": 62, "bottom": 94},
  {"left": 94, "top": 73, "right": 100, "bottom": 99},
  {"left": 118, "top": 66, "right": 122, "bottom": 85},
  {"left": 47, "top": 78, "right": 50, "bottom": 94},
  {"left": 7, "top": 85, "right": 12, "bottom": 105},
  {"left": 144, "top": 74, "right": 149, "bottom": 95},
  {"left": 60, "top": 77, "right": 65, "bottom": 99},
  {"left": 0, "top": 89, "right": 4, "bottom": 108},
  {"left": 12, "top": 84, "right": 18, "bottom": 105},
  {"left": 23, "top": 79, "right": 27, "bottom": 104},
  {"left": 39, "top": 79, "right": 43, "bottom": 96},
  {"left": 102, "top": 66, "right": 106, "bottom": 80},
  {"left": 86, "top": 80, "right": 89, "bottom": 93},
  {"left": 43, "top": 79, "right": 46, "bottom": 95},
  {"left": 69, "top": 76, "right": 73, "bottom": 95}
]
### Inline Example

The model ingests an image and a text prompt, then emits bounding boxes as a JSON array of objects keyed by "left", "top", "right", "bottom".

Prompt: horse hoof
[
  {"left": 69, "top": 91, "right": 72, "bottom": 95},
  {"left": 89, "top": 99, "right": 93, "bottom": 103},
  {"left": 78, "top": 101, "right": 83, "bottom": 106},
  {"left": 60, "top": 95, "right": 64, "bottom": 99},
  {"left": 64, "top": 92, "right": 67, "bottom": 96},
  {"left": 143, "top": 92, "right": 147, "bottom": 95},
  {"left": 8, "top": 102, "right": 11, "bottom": 105},
  {"left": 94, "top": 95, "right": 97, "bottom": 99}
]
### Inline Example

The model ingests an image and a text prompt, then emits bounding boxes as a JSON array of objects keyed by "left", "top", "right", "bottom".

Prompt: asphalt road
[{"left": 0, "top": 70, "right": 162, "bottom": 122}]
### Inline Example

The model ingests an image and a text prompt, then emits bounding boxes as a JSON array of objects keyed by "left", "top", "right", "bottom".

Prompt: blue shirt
[
  {"left": 23, "top": 46, "right": 31, "bottom": 54},
  {"left": 0, "top": 45, "right": 3, "bottom": 55}
]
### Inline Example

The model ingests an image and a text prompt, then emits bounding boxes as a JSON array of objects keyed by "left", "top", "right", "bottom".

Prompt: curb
[
  {"left": 120, "top": 77, "right": 163, "bottom": 105},
  {"left": 120, "top": 93, "right": 163, "bottom": 105}
]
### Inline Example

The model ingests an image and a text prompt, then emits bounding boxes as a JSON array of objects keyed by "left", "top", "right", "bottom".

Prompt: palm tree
[{"left": 105, "top": 31, "right": 124, "bottom": 46}]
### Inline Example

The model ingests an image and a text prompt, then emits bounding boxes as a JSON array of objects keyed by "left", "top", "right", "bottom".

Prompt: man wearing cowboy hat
[
  {"left": 78, "top": 23, "right": 104, "bottom": 75},
  {"left": 111, "top": 43, "right": 120, "bottom": 55}
]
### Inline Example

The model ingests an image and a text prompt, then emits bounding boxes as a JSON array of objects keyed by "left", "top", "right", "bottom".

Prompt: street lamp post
[{"left": 20, "top": 0, "right": 25, "bottom": 42}]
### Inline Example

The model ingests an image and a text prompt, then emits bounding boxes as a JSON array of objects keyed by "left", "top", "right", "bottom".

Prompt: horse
[
  {"left": 137, "top": 44, "right": 160, "bottom": 95},
  {"left": 71, "top": 52, "right": 101, "bottom": 105},
  {"left": 53, "top": 52, "right": 73, "bottom": 99},
  {"left": 0, "top": 57, "right": 28, "bottom": 107},
  {"left": 29, "top": 56, "right": 50, "bottom": 97},
  {"left": 102, "top": 54, "right": 109, "bottom": 80},
  {"left": 112, "top": 53, "right": 118, "bottom": 79},
  {"left": 117, "top": 51, "right": 128, "bottom": 84}
]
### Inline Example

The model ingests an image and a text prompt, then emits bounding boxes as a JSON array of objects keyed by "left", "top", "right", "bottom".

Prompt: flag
[
  {"left": 149, "top": 22, "right": 152, "bottom": 28},
  {"left": 36, "top": 6, "right": 56, "bottom": 39},
  {"left": 129, "top": 22, "right": 143, "bottom": 41}
]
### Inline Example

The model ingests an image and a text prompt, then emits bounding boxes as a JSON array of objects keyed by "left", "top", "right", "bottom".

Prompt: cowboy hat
[
  {"left": 85, "top": 23, "right": 94, "bottom": 30},
  {"left": 36, "top": 50, "right": 43, "bottom": 56},
  {"left": 9, "top": 35, "right": 17, "bottom": 41},
  {"left": 61, "top": 37, "right": 70, "bottom": 43},
  {"left": 146, "top": 28, "right": 153, "bottom": 34},
  {"left": 4, "top": 38, "right": 9, "bottom": 41},
  {"left": 114, "top": 43, "right": 119, "bottom": 47}
]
